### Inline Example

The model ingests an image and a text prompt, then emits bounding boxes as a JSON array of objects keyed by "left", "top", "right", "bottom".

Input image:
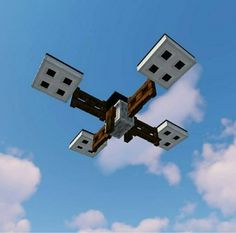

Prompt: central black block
[{"left": 106, "top": 91, "right": 128, "bottom": 109}]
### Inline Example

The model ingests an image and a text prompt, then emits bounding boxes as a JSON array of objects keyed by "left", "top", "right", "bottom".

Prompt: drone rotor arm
[
  {"left": 70, "top": 88, "right": 107, "bottom": 121},
  {"left": 124, "top": 117, "right": 160, "bottom": 146},
  {"left": 128, "top": 80, "right": 156, "bottom": 118}
]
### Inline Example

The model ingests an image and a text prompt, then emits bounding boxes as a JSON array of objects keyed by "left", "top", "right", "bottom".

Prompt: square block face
[
  {"left": 110, "top": 100, "right": 134, "bottom": 139},
  {"left": 137, "top": 34, "right": 196, "bottom": 89},
  {"left": 69, "top": 130, "right": 107, "bottom": 157},
  {"left": 157, "top": 120, "right": 188, "bottom": 150},
  {"left": 32, "top": 54, "right": 83, "bottom": 102}
]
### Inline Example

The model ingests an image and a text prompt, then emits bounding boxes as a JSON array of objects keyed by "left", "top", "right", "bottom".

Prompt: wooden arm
[
  {"left": 128, "top": 80, "right": 156, "bottom": 117},
  {"left": 92, "top": 125, "right": 111, "bottom": 152},
  {"left": 105, "top": 106, "right": 116, "bottom": 134},
  {"left": 124, "top": 117, "right": 160, "bottom": 146},
  {"left": 70, "top": 88, "right": 107, "bottom": 121}
]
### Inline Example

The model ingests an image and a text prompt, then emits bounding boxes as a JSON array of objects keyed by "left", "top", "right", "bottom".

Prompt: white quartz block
[
  {"left": 69, "top": 130, "right": 107, "bottom": 157},
  {"left": 110, "top": 100, "right": 134, "bottom": 139},
  {"left": 32, "top": 53, "right": 83, "bottom": 102},
  {"left": 157, "top": 120, "right": 188, "bottom": 150},
  {"left": 137, "top": 34, "right": 196, "bottom": 89}
]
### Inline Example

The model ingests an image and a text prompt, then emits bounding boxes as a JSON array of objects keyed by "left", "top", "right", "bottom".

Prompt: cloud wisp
[
  {"left": 67, "top": 209, "right": 169, "bottom": 233},
  {"left": 192, "top": 118, "right": 236, "bottom": 215},
  {"left": 174, "top": 213, "right": 236, "bottom": 232},
  {"left": 0, "top": 152, "right": 41, "bottom": 232},
  {"left": 176, "top": 202, "right": 197, "bottom": 220},
  {"left": 97, "top": 65, "right": 204, "bottom": 185},
  {"left": 67, "top": 207, "right": 236, "bottom": 232}
]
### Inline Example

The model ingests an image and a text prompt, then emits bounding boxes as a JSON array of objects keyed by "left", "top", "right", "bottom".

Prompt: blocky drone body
[{"left": 32, "top": 34, "right": 195, "bottom": 157}]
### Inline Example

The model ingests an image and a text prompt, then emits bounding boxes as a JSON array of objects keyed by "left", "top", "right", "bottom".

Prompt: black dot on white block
[
  {"left": 46, "top": 68, "right": 56, "bottom": 77},
  {"left": 63, "top": 77, "right": 72, "bottom": 85},
  {"left": 164, "top": 142, "right": 171, "bottom": 146},
  {"left": 40, "top": 81, "right": 49, "bottom": 88},
  {"left": 164, "top": 130, "right": 171, "bottom": 136},
  {"left": 82, "top": 139, "right": 89, "bottom": 144},
  {"left": 173, "top": 135, "right": 180, "bottom": 140},
  {"left": 162, "top": 74, "right": 172, "bottom": 82},
  {"left": 161, "top": 50, "right": 172, "bottom": 60},
  {"left": 77, "top": 145, "right": 83, "bottom": 149},
  {"left": 56, "top": 89, "right": 65, "bottom": 96},
  {"left": 175, "top": 60, "right": 185, "bottom": 70},
  {"left": 149, "top": 64, "right": 159, "bottom": 73}
]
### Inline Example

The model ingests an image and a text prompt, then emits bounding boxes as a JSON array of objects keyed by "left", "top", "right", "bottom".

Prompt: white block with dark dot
[
  {"left": 137, "top": 34, "right": 196, "bottom": 89},
  {"left": 110, "top": 100, "right": 134, "bottom": 139},
  {"left": 69, "top": 130, "right": 107, "bottom": 157},
  {"left": 157, "top": 120, "right": 188, "bottom": 150},
  {"left": 32, "top": 53, "right": 83, "bottom": 102}
]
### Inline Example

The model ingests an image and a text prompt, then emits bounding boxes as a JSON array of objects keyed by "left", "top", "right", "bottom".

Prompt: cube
[
  {"left": 32, "top": 53, "right": 83, "bottom": 102},
  {"left": 106, "top": 91, "right": 128, "bottom": 110},
  {"left": 137, "top": 34, "right": 196, "bottom": 89},
  {"left": 157, "top": 120, "right": 188, "bottom": 150},
  {"left": 69, "top": 130, "right": 107, "bottom": 157},
  {"left": 110, "top": 100, "right": 134, "bottom": 138}
]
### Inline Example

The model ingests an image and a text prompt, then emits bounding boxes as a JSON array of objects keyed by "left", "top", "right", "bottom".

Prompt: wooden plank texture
[{"left": 128, "top": 80, "right": 156, "bottom": 117}]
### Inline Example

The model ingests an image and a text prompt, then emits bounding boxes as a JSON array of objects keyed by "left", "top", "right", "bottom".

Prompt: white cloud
[
  {"left": 175, "top": 204, "right": 236, "bottom": 232},
  {"left": 192, "top": 118, "right": 236, "bottom": 215},
  {"left": 180, "top": 202, "right": 196, "bottom": 215},
  {"left": 67, "top": 209, "right": 169, "bottom": 233},
  {"left": 67, "top": 206, "right": 236, "bottom": 233},
  {"left": 98, "top": 65, "right": 204, "bottom": 185},
  {"left": 110, "top": 218, "right": 169, "bottom": 233},
  {"left": 161, "top": 163, "right": 181, "bottom": 185},
  {"left": 217, "top": 218, "right": 236, "bottom": 232},
  {"left": 175, "top": 214, "right": 218, "bottom": 232},
  {"left": 5, "top": 147, "right": 25, "bottom": 157},
  {"left": 0, "top": 152, "right": 41, "bottom": 232},
  {"left": 174, "top": 214, "right": 236, "bottom": 232},
  {"left": 176, "top": 202, "right": 196, "bottom": 220},
  {"left": 67, "top": 209, "right": 107, "bottom": 230},
  {"left": 221, "top": 118, "right": 236, "bottom": 137}
]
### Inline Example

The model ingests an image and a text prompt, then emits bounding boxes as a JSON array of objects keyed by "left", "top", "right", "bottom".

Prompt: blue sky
[{"left": 1, "top": 0, "right": 236, "bottom": 232}]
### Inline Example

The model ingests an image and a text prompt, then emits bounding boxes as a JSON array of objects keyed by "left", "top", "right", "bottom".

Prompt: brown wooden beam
[
  {"left": 128, "top": 80, "right": 156, "bottom": 117},
  {"left": 124, "top": 117, "right": 160, "bottom": 146},
  {"left": 105, "top": 106, "right": 116, "bottom": 134},
  {"left": 92, "top": 125, "right": 111, "bottom": 152},
  {"left": 70, "top": 88, "right": 107, "bottom": 120}
]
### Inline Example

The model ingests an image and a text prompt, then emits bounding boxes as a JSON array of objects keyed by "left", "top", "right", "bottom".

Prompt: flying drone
[{"left": 32, "top": 34, "right": 196, "bottom": 157}]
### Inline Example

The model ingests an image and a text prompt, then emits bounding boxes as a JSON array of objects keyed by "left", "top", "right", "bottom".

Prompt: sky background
[{"left": 1, "top": 0, "right": 236, "bottom": 232}]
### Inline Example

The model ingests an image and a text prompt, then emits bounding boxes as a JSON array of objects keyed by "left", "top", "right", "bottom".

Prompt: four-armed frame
[{"left": 32, "top": 34, "right": 195, "bottom": 157}]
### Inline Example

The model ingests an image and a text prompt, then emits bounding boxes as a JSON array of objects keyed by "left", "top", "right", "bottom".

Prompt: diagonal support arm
[
  {"left": 124, "top": 117, "right": 160, "bottom": 146},
  {"left": 92, "top": 125, "right": 111, "bottom": 152},
  {"left": 128, "top": 80, "right": 156, "bottom": 118},
  {"left": 70, "top": 88, "right": 107, "bottom": 121}
]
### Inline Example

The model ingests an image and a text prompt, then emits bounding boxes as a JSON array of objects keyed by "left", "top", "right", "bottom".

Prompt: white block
[
  {"left": 110, "top": 100, "right": 134, "bottom": 139},
  {"left": 69, "top": 130, "right": 107, "bottom": 157},
  {"left": 157, "top": 120, "right": 188, "bottom": 150},
  {"left": 137, "top": 34, "right": 196, "bottom": 89},
  {"left": 32, "top": 53, "right": 83, "bottom": 102}
]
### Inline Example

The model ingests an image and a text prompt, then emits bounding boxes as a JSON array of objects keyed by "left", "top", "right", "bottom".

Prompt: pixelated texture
[
  {"left": 111, "top": 100, "right": 134, "bottom": 138},
  {"left": 137, "top": 34, "right": 196, "bottom": 89},
  {"left": 157, "top": 120, "right": 188, "bottom": 150},
  {"left": 32, "top": 54, "right": 83, "bottom": 102},
  {"left": 69, "top": 130, "right": 107, "bottom": 157}
]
